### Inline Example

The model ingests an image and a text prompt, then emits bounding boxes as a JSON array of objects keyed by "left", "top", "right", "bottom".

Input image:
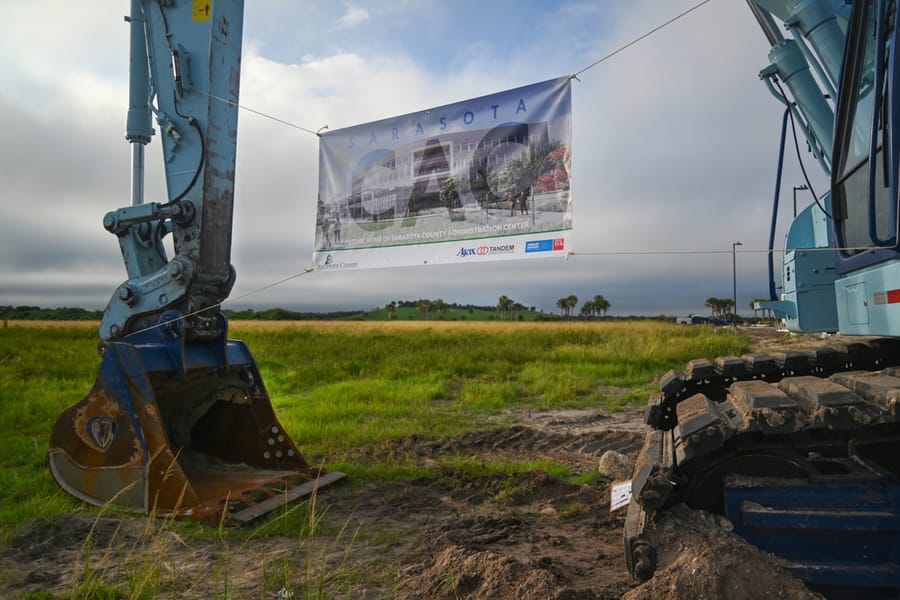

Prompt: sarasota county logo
[
  {"left": 87, "top": 416, "right": 118, "bottom": 451},
  {"left": 316, "top": 253, "right": 359, "bottom": 270}
]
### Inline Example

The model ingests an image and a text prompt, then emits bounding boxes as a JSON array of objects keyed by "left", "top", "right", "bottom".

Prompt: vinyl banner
[{"left": 314, "top": 76, "right": 572, "bottom": 271}]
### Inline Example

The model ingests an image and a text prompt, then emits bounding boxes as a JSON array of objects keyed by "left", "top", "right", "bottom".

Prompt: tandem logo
[
  {"left": 525, "top": 238, "right": 565, "bottom": 253},
  {"left": 456, "top": 244, "right": 516, "bottom": 258}
]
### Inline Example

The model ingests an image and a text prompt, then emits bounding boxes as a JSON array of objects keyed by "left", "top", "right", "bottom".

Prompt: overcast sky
[{"left": 0, "top": 1, "right": 829, "bottom": 317}]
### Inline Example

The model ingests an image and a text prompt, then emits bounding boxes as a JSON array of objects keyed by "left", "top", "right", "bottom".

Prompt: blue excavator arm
[
  {"left": 48, "top": 0, "right": 344, "bottom": 523},
  {"left": 103, "top": 0, "right": 242, "bottom": 341}
]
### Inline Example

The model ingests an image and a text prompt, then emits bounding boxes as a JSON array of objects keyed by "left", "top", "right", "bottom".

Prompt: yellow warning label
[{"left": 192, "top": 0, "right": 212, "bottom": 21}]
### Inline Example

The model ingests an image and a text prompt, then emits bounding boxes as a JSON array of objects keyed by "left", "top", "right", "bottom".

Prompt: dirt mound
[
  {"left": 623, "top": 505, "right": 822, "bottom": 600},
  {"left": 392, "top": 469, "right": 636, "bottom": 599},
  {"left": 395, "top": 546, "right": 568, "bottom": 600}
]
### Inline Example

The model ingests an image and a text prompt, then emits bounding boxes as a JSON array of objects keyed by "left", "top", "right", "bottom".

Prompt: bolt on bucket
[{"left": 48, "top": 316, "right": 344, "bottom": 523}]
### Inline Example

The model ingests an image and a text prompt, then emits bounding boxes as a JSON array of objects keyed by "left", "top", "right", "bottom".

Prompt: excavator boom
[{"left": 48, "top": 0, "right": 344, "bottom": 523}]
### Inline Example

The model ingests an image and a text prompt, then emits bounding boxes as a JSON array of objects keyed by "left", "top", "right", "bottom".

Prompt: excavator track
[{"left": 624, "top": 337, "right": 900, "bottom": 593}]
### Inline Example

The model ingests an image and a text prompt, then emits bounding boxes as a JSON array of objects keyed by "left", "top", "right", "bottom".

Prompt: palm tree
[
  {"left": 512, "top": 302, "right": 525, "bottom": 319},
  {"left": 417, "top": 299, "right": 432, "bottom": 320},
  {"left": 557, "top": 297, "right": 568, "bottom": 317},
  {"left": 593, "top": 294, "right": 610, "bottom": 317},
  {"left": 556, "top": 294, "right": 578, "bottom": 318},
  {"left": 497, "top": 295, "right": 513, "bottom": 319},
  {"left": 705, "top": 297, "right": 719, "bottom": 318},
  {"left": 433, "top": 299, "right": 448, "bottom": 318},
  {"left": 705, "top": 297, "right": 734, "bottom": 321},
  {"left": 580, "top": 301, "right": 595, "bottom": 318}
]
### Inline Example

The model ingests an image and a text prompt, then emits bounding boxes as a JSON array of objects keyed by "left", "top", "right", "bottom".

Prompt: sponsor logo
[
  {"left": 456, "top": 244, "right": 516, "bottom": 258},
  {"left": 525, "top": 238, "right": 565, "bottom": 253},
  {"left": 316, "top": 254, "right": 359, "bottom": 270}
]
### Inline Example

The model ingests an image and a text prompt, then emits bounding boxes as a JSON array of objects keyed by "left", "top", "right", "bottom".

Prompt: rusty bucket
[{"left": 48, "top": 314, "right": 344, "bottom": 523}]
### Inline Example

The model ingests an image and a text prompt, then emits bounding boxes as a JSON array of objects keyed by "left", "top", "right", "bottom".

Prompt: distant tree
[
  {"left": 433, "top": 298, "right": 448, "bottom": 318},
  {"left": 556, "top": 297, "right": 568, "bottom": 317},
  {"left": 704, "top": 297, "right": 735, "bottom": 320},
  {"left": 593, "top": 294, "right": 611, "bottom": 317},
  {"left": 555, "top": 294, "right": 579, "bottom": 319},
  {"left": 722, "top": 298, "right": 735, "bottom": 319},
  {"left": 497, "top": 295, "right": 513, "bottom": 319},
  {"left": 417, "top": 299, "right": 433, "bottom": 319},
  {"left": 386, "top": 301, "right": 397, "bottom": 319},
  {"left": 580, "top": 301, "right": 595, "bottom": 318}
]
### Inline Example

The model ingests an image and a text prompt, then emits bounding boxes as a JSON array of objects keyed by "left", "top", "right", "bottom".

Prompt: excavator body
[{"left": 627, "top": 0, "right": 900, "bottom": 596}]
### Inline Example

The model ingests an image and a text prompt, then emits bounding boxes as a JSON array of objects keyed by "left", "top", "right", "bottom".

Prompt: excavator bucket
[{"left": 48, "top": 313, "right": 344, "bottom": 523}]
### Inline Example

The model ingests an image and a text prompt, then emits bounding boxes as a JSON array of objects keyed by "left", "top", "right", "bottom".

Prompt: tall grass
[{"left": 238, "top": 321, "right": 748, "bottom": 461}]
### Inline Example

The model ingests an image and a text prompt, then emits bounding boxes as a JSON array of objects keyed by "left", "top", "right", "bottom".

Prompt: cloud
[
  {"left": 0, "top": 1, "right": 818, "bottom": 317},
  {"left": 335, "top": 4, "right": 370, "bottom": 30}
]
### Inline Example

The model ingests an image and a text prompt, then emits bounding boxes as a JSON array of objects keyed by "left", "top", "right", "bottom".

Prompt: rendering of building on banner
[{"left": 314, "top": 77, "right": 573, "bottom": 271}]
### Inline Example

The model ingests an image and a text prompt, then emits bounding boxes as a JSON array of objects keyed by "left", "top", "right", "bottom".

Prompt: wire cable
[
  {"left": 206, "top": 2, "right": 714, "bottom": 136},
  {"left": 569, "top": 245, "right": 877, "bottom": 256},
  {"left": 571, "top": 0, "right": 715, "bottom": 79},
  {"left": 206, "top": 91, "right": 326, "bottom": 136},
  {"left": 118, "top": 268, "right": 316, "bottom": 341}
]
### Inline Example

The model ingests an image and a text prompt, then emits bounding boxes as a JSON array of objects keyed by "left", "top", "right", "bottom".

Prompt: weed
[{"left": 558, "top": 502, "right": 590, "bottom": 520}]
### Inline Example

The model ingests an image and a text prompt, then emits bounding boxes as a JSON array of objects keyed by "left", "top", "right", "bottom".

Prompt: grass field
[{"left": 0, "top": 320, "right": 748, "bottom": 542}]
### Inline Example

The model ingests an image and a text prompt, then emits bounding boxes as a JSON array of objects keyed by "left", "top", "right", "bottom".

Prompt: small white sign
[{"left": 610, "top": 480, "right": 632, "bottom": 512}]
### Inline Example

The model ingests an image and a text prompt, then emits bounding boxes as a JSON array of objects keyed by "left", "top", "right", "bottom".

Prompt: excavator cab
[{"left": 48, "top": 0, "right": 343, "bottom": 522}]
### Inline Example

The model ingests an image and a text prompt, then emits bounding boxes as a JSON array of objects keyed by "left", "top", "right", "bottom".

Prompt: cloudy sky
[{"left": 0, "top": 1, "right": 829, "bottom": 317}]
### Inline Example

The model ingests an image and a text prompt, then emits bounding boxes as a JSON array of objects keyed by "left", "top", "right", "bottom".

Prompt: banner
[{"left": 314, "top": 76, "right": 572, "bottom": 271}]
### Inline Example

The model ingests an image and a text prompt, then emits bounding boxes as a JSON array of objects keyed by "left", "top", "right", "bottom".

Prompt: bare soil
[{"left": 1, "top": 327, "right": 832, "bottom": 599}]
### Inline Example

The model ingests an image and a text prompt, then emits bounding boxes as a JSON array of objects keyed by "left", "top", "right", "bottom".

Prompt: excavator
[
  {"left": 47, "top": 0, "right": 344, "bottom": 524},
  {"left": 41, "top": 0, "right": 900, "bottom": 593},
  {"left": 626, "top": 0, "right": 900, "bottom": 597}
]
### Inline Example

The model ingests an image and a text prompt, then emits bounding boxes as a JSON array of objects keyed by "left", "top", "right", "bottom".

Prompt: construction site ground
[{"left": 2, "top": 327, "right": 827, "bottom": 599}]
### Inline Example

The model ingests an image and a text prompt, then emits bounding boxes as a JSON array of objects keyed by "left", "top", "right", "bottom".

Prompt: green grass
[{"left": 0, "top": 321, "right": 748, "bottom": 537}]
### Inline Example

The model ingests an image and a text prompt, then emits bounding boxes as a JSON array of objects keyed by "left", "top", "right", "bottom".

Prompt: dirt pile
[
  {"left": 391, "top": 468, "right": 636, "bottom": 599},
  {"left": 623, "top": 505, "right": 822, "bottom": 600}
]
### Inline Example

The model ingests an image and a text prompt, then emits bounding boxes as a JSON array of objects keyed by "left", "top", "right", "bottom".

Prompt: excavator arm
[
  {"left": 48, "top": 0, "right": 344, "bottom": 523},
  {"left": 103, "top": 0, "right": 240, "bottom": 341}
]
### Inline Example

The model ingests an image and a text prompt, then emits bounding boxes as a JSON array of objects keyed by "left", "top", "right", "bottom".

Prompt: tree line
[
  {"left": 0, "top": 306, "right": 103, "bottom": 321},
  {"left": 555, "top": 294, "right": 611, "bottom": 319}
]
